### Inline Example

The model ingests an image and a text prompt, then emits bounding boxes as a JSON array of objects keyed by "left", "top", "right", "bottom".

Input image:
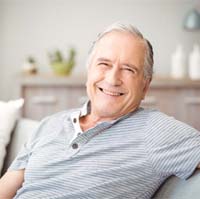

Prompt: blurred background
[{"left": 0, "top": 0, "right": 200, "bottom": 128}]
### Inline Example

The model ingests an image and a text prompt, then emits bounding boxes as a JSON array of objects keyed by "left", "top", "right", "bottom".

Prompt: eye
[
  {"left": 98, "top": 62, "right": 109, "bottom": 66},
  {"left": 96, "top": 61, "right": 111, "bottom": 71},
  {"left": 123, "top": 67, "right": 136, "bottom": 74}
]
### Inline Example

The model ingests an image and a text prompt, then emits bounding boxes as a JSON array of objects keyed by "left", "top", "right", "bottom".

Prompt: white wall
[{"left": 0, "top": 0, "right": 199, "bottom": 100}]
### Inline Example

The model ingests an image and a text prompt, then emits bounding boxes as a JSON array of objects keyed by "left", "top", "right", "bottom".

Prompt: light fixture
[{"left": 183, "top": 8, "right": 200, "bottom": 31}]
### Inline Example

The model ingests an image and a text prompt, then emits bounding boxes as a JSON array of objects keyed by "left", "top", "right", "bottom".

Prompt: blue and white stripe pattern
[{"left": 9, "top": 103, "right": 200, "bottom": 199}]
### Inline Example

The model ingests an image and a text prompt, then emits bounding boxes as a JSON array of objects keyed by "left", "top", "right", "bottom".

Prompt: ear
[{"left": 142, "top": 78, "right": 151, "bottom": 100}]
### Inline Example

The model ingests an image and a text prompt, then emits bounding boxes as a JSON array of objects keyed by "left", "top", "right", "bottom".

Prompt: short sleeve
[
  {"left": 8, "top": 142, "right": 31, "bottom": 171},
  {"left": 146, "top": 111, "right": 200, "bottom": 180},
  {"left": 8, "top": 117, "right": 50, "bottom": 171}
]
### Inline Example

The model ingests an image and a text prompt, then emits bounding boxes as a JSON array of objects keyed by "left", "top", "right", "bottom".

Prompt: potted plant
[
  {"left": 22, "top": 56, "right": 38, "bottom": 74},
  {"left": 48, "top": 48, "right": 76, "bottom": 76}
]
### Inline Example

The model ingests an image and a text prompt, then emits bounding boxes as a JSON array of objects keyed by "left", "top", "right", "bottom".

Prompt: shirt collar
[
  {"left": 78, "top": 100, "right": 141, "bottom": 125},
  {"left": 80, "top": 100, "right": 91, "bottom": 117}
]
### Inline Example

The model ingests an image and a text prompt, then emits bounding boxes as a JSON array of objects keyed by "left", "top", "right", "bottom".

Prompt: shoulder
[
  {"left": 144, "top": 108, "right": 199, "bottom": 145},
  {"left": 28, "top": 108, "right": 79, "bottom": 142},
  {"left": 147, "top": 109, "right": 198, "bottom": 134}
]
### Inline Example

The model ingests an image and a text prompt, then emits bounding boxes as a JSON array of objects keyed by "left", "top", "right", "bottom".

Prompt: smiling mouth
[{"left": 98, "top": 87, "right": 124, "bottom": 96}]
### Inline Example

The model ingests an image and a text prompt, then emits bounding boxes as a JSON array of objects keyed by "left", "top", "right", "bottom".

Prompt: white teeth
[{"left": 101, "top": 88, "right": 122, "bottom": 96}]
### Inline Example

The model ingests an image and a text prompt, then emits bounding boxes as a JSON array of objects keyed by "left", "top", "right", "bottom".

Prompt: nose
[{"left": 105, "top": 65, "right": 122, "bottom": 86}]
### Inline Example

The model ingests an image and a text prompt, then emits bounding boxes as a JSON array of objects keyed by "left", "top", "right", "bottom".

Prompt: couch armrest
[
  {"left": 153, "top": 170, "right": 200, "bottom": 199},
  {"left": 1, "top": 118, "right": 39, "bottom": 175}
]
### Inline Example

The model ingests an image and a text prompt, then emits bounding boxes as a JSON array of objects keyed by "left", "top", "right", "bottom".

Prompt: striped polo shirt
[{"left": 9, "top": 102, "right": 200, "bottom": 199}]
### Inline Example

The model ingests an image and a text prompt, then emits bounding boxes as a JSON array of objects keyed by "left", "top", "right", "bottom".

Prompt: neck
[
  {"left": 79, "top": 115, "right": 96, "bottom": 132},
  {"left": 79, "top": 112, "right": 115, "bottom": 132}
]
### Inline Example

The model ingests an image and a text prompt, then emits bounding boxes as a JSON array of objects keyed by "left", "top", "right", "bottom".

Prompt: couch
[
  {"left": 2, "top": 118, "right": 200, "bottom": 198},
  {"left": 2, "top": 118, "right": 39, "bottom": 175}
]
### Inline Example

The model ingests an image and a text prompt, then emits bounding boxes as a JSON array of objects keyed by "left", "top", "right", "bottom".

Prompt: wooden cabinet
[
  {"left": 19, "top": 75, "right": 200, "bottom": 130},
  {"left": 19, "top": 74, "right": 87, "bottom": 120}
]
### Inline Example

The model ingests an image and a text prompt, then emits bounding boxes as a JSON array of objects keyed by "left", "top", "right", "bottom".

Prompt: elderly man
[{"left": 1, "top": 23, "right": 200, "bottom": 199}]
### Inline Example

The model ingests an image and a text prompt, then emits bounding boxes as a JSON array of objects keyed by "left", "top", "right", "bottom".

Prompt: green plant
[
  {"left": 27, "top": 56, "right": 36, "bottom": 64},
  {"left": 48, "top": 48, "right": 76, "bottom": 75}
]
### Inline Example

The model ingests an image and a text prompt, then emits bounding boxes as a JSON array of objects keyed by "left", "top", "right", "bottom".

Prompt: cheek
[
  {"left": 86, "top": 79, "right": 93, "bottom": 100},
  {"left": 86, "top": 71, "right": 100, "bottom": 94},
  {"left": 88, "top": 67, "right": 104, "bottom": 82},
  {"left": 125, "top": 79, "right": 145, "bottom": 95}
]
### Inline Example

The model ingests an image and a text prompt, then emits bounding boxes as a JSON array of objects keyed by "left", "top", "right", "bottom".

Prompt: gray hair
[{"left": 86, "top": 22, "right": 154, "bottom": 80}]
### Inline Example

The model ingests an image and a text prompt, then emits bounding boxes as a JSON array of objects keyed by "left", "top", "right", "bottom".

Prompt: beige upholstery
[
  {"left": 1, "top": 118, "right": 39, "bottom": 175},
  {"left": 153, "top": 170, "right": 200, "bottom": 198}
]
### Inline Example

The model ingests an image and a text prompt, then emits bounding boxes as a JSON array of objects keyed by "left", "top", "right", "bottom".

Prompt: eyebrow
[{"left": 96, "top": 57, "right": 111, "bottom": 62}]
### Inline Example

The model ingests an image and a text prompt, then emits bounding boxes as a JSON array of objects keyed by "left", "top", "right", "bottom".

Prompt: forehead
[{"left": 92, "top": 31, "right": 146, "bottom": 65}]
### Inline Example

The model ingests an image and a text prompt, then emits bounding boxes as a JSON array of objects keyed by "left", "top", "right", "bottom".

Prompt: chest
[
  {"left": 25, "top": 128, "right": 147, "bottom": 180},
  {"left": 22, "top": 126, "right": 162, "bottom": 198}
]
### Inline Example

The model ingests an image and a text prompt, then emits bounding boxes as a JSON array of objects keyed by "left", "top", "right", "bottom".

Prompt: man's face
[{"left": 86, "top": 31, "right": 150, "bottom": 121}]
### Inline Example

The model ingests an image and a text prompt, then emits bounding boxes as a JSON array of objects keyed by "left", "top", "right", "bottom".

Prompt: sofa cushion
[
  {"left": 153, "top": 170, "right": 200, "bottom": 198},
  {"left": 1, "top": 118, "right": 39, "bottom": 175},
  {"left": 0, "top": 99, "right": 24, "bottom": 175}
]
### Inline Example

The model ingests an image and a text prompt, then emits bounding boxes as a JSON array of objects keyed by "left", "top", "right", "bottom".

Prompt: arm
[{"left": 0, "top": 169, "right": 24, "bottom": 199}]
